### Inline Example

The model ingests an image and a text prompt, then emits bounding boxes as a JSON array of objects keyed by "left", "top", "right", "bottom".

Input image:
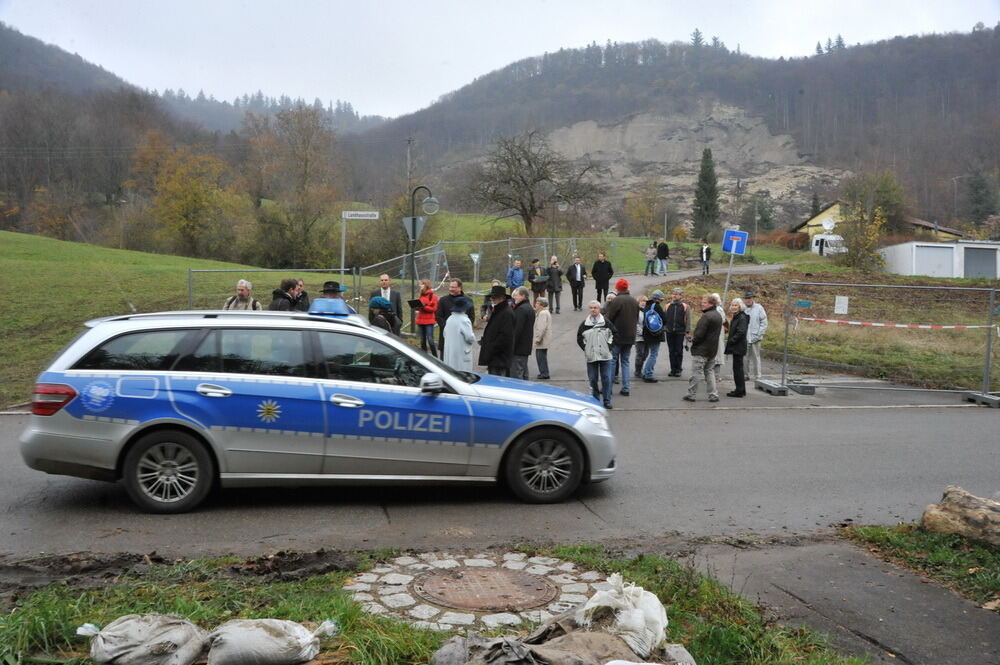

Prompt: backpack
[{"left": 644, "top": 307, "right": 664, "bottom": 334}]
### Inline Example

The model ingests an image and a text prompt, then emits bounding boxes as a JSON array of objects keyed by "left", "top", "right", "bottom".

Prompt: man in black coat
[
  {"left": 566, "top": 256, "right": 587, "bottom": 311},
  {"left": 268, "top": 278, "right": 298, "bottom": 311},
  {"left": 369, "top": 273, "right": 404, "bottom": 326},
  {"left": 684, "top": 293, "right": 723, "bottom": 402},
  {"left": 436, "top": 278, "right": 476, "bottom": 358},
  {"left": 591, "top": 252, "right": 614, "bottom": 302},
  {"left": 656, "top": 238, "right": 670, "bottom": 275},
  {"left": 478, "top": 285, "right": 515, "bottom": 376},
  {"left": 509, "top": 286, "right": 535, "bottom": 380},
  {"left": 604, "top": 278, "right": 640, "bottom": 396}
]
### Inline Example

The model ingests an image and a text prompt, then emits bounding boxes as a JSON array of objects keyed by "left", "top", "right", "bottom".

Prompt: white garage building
[{"left": 879, "top": 240, "right": 1000, "bottom": 279}]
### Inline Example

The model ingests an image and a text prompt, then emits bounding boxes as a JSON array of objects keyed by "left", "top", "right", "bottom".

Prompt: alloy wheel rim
[
  {"left": 136, "top": 442, "right": 199, "bottom": 503},
  {"left": 519, "top": 439, "right": 572, "bottom": 493}
]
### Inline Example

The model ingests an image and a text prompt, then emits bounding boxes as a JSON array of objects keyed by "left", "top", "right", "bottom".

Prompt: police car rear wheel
[
  {"left": 505, "top": 429, "right": 583, "bottom": 503},
  {"left": 123, "top": 431, "right": 214, "bottom": 513}
]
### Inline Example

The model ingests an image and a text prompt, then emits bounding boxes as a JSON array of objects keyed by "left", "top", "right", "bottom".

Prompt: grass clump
[{"left": 844, "top": 524, "right": 1000, "bottom": 607}]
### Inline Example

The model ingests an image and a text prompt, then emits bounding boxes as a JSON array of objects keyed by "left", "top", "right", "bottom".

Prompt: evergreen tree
[
  {"left": 690, "top": 28, "right": 704, "bottom": 47},
  {"left": 811, "top": 191, "right": 822, "bottom": 217},
  {"left": 964, "top": 169, "right": 999, "bottom": 224},
  {"left": 825, "top": 38, "right": 833, "bottom": 53},
  {"left": 835, "top": 34, "right": 846, "bottom": 50},
  {"left": 815, "top": 41, "right": 824, "bottom": 56},
  {"left": 692, "top": 148, "right": 720, "bottom": 239}
]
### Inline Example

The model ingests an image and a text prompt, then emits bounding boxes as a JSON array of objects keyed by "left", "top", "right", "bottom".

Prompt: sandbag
[
  {"left": 76, "top": 614, "right": 208, "bottom": 665},
  {"left": 576, "top": 573, "right": 667, "bottom": 658},
  {"left": 207, "top": 618, "right": 338, "bottom": 665}
]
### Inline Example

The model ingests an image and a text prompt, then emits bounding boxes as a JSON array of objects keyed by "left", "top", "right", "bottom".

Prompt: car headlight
[{"left": 582, "top": 408, "right": 610, "bottom": 432}]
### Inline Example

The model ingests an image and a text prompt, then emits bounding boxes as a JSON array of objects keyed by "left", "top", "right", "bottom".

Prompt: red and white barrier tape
[{"left": 795, "top": 316, "right": 1000, "bottom": 335}]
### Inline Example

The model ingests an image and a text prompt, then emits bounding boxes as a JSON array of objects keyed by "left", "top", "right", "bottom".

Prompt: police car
[{"left": 20, "top": 310, "right": 616, "bottom": 513}]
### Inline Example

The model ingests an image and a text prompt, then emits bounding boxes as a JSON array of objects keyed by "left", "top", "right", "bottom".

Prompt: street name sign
[{"left": 342, "top": 211, "right": 380, "bottom": 220}]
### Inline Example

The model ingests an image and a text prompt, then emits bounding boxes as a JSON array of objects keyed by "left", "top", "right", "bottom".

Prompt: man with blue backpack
[{"left": 640, "top": 289, "right": 666, "bottom": 382}]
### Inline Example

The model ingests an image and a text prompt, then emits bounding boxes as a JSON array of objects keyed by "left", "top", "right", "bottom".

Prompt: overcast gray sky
[{"left": 1, "top": 0, "right": 996, "bottom": 118}]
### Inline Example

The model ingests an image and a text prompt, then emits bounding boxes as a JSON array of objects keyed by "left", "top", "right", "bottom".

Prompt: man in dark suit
[
  {"left": 566, "top": 256, "right": 587, "bottom": 311},
  {"left": 369, "top": 273, "right": 403, "bottom": 327},
  {"left": 478, "top": 285, "right": 515, "bottom": 376}
]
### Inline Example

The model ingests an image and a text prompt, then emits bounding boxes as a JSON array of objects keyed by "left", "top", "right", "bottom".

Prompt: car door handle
[
  {"left": 331, "top": 394, "right": 365, "bottom": 408},
  {"left": 196, "top": 383, "right": 232, "bottom": 398}
]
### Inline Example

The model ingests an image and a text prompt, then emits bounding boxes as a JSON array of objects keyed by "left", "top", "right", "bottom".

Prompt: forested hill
[
  {"left": 0, "top": 22, "right": 132, "bottom": 94},
  {"left": 351, "top": 26, "right": 1000, "bottom": 222}
]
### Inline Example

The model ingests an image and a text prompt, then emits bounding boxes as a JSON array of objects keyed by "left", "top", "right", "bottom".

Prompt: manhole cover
[{"left": 412, "top": 568, "right": 558, "bottom": 611}]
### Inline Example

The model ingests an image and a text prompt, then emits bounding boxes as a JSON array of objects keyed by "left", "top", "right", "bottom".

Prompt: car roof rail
[{"left": 85, "top": 310, "right": 371, "bottom": 328}]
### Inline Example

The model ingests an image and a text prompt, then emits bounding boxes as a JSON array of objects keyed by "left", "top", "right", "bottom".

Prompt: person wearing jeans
[
  {"left": 641, "top": 290, "right": 667, "bottom": 382},
  {"left": 684, "top": 294, "right": 723, "bottom": 402},
  {"left": 577, "top": 301, "right": 617, "bottom": 409},
  {"left": 415, "top": 279, "right": 439, "bottom": 356}
]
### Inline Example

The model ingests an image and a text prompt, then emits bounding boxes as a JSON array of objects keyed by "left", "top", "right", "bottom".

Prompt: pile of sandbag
[
  {"left": 78, "top": 614, "right": 339, "bottom": 665},
  {"left": 431, "top": 573, "right": 696, "bottom": 665}
]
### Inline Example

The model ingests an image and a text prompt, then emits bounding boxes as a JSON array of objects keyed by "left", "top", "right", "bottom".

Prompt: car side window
[
  {"left": 317, "top": 332, "right": 426, "bottom": 387},
  {"left": 175, "top": 329, "right": 308, "bottom": 377},
  {"left": 74, "top": 330, "right": 190, "bottom": 371}
]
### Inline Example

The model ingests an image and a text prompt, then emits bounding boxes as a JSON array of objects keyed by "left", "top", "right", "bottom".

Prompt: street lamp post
[{"left": 408, "top": 185, "right": 439, "bottom": 330}]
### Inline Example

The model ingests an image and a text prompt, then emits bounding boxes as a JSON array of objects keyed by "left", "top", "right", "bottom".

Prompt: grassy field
[
  {"left": 0, "top": 545, "right": 868, "bottom": 665},
  {"left": 0, "top": 231, "right": 264, "bottom": 407}
]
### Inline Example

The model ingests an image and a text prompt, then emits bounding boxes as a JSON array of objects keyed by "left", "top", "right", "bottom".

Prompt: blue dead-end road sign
[{"left": 723, "top": 229, "right": 749, "bottom": 255}]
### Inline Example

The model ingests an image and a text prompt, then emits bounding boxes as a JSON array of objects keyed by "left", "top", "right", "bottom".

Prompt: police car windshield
[{"left": 418, "top": 348, "right": 480, "bottom": 384}]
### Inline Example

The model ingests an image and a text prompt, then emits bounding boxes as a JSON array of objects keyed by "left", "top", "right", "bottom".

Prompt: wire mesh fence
[{"left": 776, "top": 281, "right": 998, "bottom": 394}]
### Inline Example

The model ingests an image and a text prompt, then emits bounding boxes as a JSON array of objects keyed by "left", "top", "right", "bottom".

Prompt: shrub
[{"left": 759, "top": 230, "right": 808, "bottom": 249}]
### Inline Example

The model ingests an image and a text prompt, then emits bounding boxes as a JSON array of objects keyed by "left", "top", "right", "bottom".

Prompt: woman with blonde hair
[
  {"left": 414, "top": 279, "right": 439, "bottom": 355},
  {"left": 724, "top": 297, "right": 749, "bottom": 397}
]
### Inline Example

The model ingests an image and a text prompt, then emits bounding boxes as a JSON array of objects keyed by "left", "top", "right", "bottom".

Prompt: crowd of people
[{"left": 220, "top": 252, "right": 768, "bottom": 409}]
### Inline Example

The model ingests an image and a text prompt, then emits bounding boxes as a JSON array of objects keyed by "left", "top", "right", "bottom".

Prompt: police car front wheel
[
  {"left": 122, "top": 430, "right": 215, "bottom": 513},
  {"left": 504, "top": 429, "right": 583, "bottom": 503}
]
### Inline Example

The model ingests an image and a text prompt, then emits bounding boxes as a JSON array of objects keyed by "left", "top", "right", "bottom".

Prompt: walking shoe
[
  {"left": 642, "top": 377, "right": 658, "bottom": 383},
  {"left": 619, "top": 390, "right": 630, "bottom": 396},
  {"left": 726, "top": 390, "right": 745, "bottom": 397},
  {"left": 708, "top": 395, "right": 719, "bottom": 402},
  {"left": 682, "top": 394, "right": 696, "bottom": 402},
  {"left": 604, "top": 402, "right": 613, "bottom": 409},
  {"left": 536, "top": 375, "right": 550, "bottom": 380}
]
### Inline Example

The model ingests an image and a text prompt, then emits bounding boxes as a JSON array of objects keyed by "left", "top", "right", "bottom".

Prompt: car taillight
[{"left": 32, "top": 383, "right": 77, "bottom": 416}]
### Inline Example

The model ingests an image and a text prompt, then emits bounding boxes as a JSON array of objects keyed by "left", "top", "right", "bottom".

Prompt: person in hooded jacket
[
  {"left": 268, "top": 278, "right": 298, "bottom": 311},
  {"left": 478, "top": 285, "right": 515, "bottom": 376},
  {"left": 443, "top": 296, "right": 476, "bottom": 372}
]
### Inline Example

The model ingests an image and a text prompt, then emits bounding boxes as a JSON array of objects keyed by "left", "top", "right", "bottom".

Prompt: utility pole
[{"left": 406, "top": 137, "right": 413, "bottom": 196}]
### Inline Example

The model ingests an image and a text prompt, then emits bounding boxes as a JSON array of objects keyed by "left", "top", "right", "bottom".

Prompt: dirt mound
[{"left": 229, "top": 549, "right": 357, "bottom": 581}]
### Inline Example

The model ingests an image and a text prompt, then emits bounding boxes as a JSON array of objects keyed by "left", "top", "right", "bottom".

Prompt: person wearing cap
[
  {"left": 724, "top": 297, "right": 750, "bottom": 397},
  {"left": 369, "top": 273, "right": 403, "bottom": 327},
  {"left": 546, "top": 256, "right": 563, "bottom": 314},
  {"left": 367, "top": 296, "right": 396, "bottom": 334},
  {"left": 528, "top": 258, "right": 547, "bottom": 303},
  {"left": 591, "top": 251, "right": 614, "bottom": 302},
  {"left": 437, "top": 278, "right": 475, "bottom": 359},
  {"left": 684, "top": 293, "right": 723, "bottom": 403},
  {"left": 663, "top": 287, "right": 691, "bottom": 377},
  {"left": 532, "top": 296, "right": 552, "bottom": 379},
  {"left": 744, "top": 289, "right": 768, "bottom": 381},
  {"left": 478, "top": 284, "right": 515, "bottom": 376},
  {"left": 442, "top": 296, "right": 476, "bottom": 372},
  {"left": 268, "top": 278, "right": 299, "bottom": 311},
  {"left": 223, "top": 279, "right": 262, "bottom": 310},
  {"left": 510, "top": 286, "right": 535, "bottom": 381},
  {"left": 640, "top": 290, "right": 667, "bottom": 382},
  {"left": 311, "top": 280, "right": 357, "bottom": 315},
  {"left": 604, "top": 278, "right": 639, "bottom": 396}
]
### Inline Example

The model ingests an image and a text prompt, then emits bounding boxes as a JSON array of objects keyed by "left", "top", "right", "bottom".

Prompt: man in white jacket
[{"left": 744, "top": 290, "right": 768, "bottom": 381}]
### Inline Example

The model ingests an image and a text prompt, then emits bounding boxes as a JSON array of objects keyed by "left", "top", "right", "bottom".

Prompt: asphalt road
[{"left": 1, "top": 267, "right": 997, "bottom": 558}]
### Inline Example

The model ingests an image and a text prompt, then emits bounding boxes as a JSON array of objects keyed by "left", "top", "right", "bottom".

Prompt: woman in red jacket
[{"left": 415, "top": 279, "right": 439, "bottom": 355}]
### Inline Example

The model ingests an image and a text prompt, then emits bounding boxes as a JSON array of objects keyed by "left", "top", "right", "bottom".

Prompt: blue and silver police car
[{"left": 20, "top": 310, "right": 616, "bottom": 513}]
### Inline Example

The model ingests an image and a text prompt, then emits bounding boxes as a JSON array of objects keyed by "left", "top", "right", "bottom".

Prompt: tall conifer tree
[{"left": 692, "top": 148, "right": 720, "bottom": 240}]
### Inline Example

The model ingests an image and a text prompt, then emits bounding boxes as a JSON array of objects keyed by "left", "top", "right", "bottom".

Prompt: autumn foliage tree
[{"left": 837, "top": 202, "right": 886, "bottom": 272}]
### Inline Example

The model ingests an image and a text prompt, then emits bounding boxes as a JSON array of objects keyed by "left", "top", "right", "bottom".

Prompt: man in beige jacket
[{"left": 533, "top": 297, "right": 552, "bottom": 379}]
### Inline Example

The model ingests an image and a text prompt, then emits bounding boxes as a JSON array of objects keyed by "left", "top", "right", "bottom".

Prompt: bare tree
[{"left": 464, "top": 131, "right": 605, "bottom": 236}]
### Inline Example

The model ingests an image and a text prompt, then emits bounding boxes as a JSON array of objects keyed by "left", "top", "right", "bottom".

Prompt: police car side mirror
[{"left": 420, "top": 373, "right": 444, "bottom": 395}]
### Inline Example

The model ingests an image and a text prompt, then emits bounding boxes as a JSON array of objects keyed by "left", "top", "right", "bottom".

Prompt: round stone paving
[
  {"left": 412, "top": 568, "right": 558, "bottom": 612},
  {"left": 342, "top": 551, "right": 609, "bottom": 631}
]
